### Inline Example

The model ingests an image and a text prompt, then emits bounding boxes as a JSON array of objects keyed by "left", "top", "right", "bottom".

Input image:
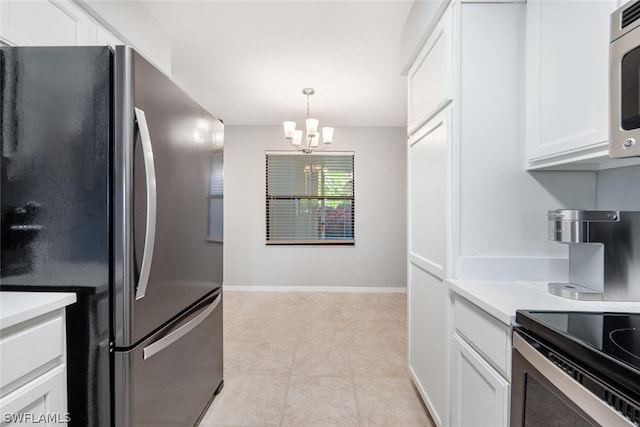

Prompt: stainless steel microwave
[{"left": 610, "top": 0, "right": 640, "bottom": 158}]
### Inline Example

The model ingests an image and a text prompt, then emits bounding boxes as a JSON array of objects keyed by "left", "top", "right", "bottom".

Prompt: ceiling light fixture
[{"left": 283, "top": 88, "right": 334, "bottom": 154}]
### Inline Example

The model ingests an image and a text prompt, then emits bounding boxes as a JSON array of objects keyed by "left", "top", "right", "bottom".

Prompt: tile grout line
[
  {"left": 345, "top": 316, "right": 363, "bottom": 427},
  {"left": 276, "top": 328, "right": 301, "bottom": 427}
]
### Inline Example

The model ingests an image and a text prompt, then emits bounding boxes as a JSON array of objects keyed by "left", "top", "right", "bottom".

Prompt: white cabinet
[
  {"left": 0, "top": 0, "right": 95, "bottom": 46},
  {"left": 407, "top": 81, "right": 453, "bottom": 427},
  {"left": 0, "top": 292, "right": 75, "bottom": 426},
  {"left": 407, "top": 7, "right": 453, "bottom": 135},
  {"left": 409, "top": 107, "right": 451, "bottom": 277},
  {"left": 525, "top": 0, "right": 618, "bottom": 170},
  {"left": 1, "top": 366, "right": 68, "bottom": 425},
  {"left": 0, "top": 0, "right": 124, "bottom": 58},
  {"left": 408, "top": 266, "right": 451, "bottom": 427},
  {"left": 451, "top": 335, "right": 510, "bottom": 427},
  {"left": 451, "top": 295, "right": 510, "bottom": 427}
]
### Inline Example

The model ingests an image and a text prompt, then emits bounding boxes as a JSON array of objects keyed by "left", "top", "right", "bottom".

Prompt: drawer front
[
  {"left": 454, "top": 295, "right": 511, "bottom": 378},
  {"left": 0, "top": 311, "right": 65, "bottom": 389}
]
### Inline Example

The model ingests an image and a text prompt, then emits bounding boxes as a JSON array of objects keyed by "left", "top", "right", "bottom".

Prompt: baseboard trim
[{"left": 223, "top": 285, "right": 406, "bottom": 293}]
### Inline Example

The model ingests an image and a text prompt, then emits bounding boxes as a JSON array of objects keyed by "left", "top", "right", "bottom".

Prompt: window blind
[
  {"left": 208, "top": 151, "right": 223, "bottom": 242},
  {"left": 266, "top": 152, "right": 355, "bottom": 245}
]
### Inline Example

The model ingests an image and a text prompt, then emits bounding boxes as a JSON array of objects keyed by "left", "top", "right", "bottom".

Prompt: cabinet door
[
  {"left": 408, "top": 265, "right": 450, "bottom": 427},
  {"left": 407, "top": 108, "right": 452, "bottom": 427},
  {"left": 408, "top": 108, "right": 450, "bottom": 276},
  {"left": 0, "top": 365, "right": 68, "bottom": 425},
  {"left": 407, "top": 6, "right": 452, "bottom": 134},
  {"left": 525, "top": 0, "right": 616, "bottom": 168},
  {"left": 451, "top": 335, "right": 510, "bottom": 427},
  {"left": 0, "top": 0, "right": 94, "bottom": 46}
]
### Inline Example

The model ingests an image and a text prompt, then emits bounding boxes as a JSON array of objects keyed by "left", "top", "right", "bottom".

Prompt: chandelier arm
[{"left": 287, "top": 139, "right": 305, "bottom": 152}]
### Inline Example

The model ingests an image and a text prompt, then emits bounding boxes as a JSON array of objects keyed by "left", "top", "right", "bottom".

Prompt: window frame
[{"left": 265, "top": 150, "right": 355, "bottom": 246}]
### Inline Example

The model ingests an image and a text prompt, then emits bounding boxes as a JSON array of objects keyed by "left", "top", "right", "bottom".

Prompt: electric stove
[{"left": 515, "top": 311, "right": 640, "bottom": 406}]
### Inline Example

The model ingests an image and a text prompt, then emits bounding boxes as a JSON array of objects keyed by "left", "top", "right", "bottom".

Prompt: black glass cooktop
[{"left": 516, "top": 311, "right": 640, "bottom": 400}]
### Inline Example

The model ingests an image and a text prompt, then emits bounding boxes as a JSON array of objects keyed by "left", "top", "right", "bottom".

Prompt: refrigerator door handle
[
  {"left": 142, "top": 294, "right": 221, "bottom": 360},
  {"left": 133, "top": 107, "right": 157, "bottom": 301}
]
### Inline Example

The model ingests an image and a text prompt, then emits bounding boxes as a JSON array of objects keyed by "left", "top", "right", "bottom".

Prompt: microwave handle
[
  {"left": 133, "top": 107, "right": 157, "bottom": 301},
  {"left": 513, "top": 333, "right": 633, "bottom": 426}
]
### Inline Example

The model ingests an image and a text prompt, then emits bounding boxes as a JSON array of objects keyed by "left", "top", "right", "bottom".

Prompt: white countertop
[
  {"left": 0, "top": 291, "right": 77, "bottom": 329},
  {"left": 447, "top": 279, "right": 640, "bottom": 325}
]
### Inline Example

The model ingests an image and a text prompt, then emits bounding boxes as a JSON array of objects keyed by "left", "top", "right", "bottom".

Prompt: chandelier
[{"left": 283, "top": 88, "right": 334, "bottom": 154}]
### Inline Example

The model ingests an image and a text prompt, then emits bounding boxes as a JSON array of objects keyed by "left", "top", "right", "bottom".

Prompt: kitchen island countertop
[{"left": 447, "top": 279, "right": 640, "bottom": 325}]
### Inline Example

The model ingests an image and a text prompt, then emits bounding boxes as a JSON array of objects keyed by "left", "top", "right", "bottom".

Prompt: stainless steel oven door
[{"left": 511, "top": 332, "right": 634, "bottom": 427}]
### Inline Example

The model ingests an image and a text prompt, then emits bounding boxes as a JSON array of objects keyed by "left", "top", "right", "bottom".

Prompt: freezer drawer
[{"left": 113, "top": 291, "right": 223, "bottom": 427}]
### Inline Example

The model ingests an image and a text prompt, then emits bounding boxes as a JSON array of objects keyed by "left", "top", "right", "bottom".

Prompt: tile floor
[{"left": 199, "top": 290, "right": 435, "bottom": 427}]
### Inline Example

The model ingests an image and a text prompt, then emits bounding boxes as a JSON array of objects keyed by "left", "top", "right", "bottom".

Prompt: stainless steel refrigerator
[{"left": 0, "top": 46, "right": 224, "bottom": 426}]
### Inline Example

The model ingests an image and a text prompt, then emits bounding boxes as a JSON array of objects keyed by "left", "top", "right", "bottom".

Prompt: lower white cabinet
[
  {"left": 0, "top": 292, "right": 75, "bottom": 426},
  {"left": 408, "top": 265, "right": 451, "bottom": 427},
  {"left": 451, "top": 335, "right": 510, "bottom": 427},
  {"left": 0, "top": 366, "right": 68, "bottom": 425},
  {"left": 451, "top": 294, "right": 511, "bottom": 427}
]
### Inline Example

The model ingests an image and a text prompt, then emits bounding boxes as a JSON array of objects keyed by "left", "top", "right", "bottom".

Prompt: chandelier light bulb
[
  {"left": 306, "top": 118, "right": 319, "bottom": 137},
  {"left": 292, "top": 130, "right": 303, "bottom": 146},
  {"left": 283, "top": 121, "right": 296, "bottom": 139},
  {"left": 322, "top": 127, "right": 334, "bottom": 144}
]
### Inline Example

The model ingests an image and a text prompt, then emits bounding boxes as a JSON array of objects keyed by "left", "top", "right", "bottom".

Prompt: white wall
[
  {"left": 456, "top": 3, "right": 598, "bottom": 280},
  {"left": 75, "top": 0, "right": 172, "bottom": 76},
  {"left": 224, "top": 125, "right": 407, "bottom": 288},
  {"left": 596, "top": 165, "right": 640, "bottom": 210}
]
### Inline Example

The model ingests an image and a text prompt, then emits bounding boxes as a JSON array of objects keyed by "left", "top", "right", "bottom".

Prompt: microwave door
[{"left": 610, "top": 3, "right": 640, "bottom": 158}]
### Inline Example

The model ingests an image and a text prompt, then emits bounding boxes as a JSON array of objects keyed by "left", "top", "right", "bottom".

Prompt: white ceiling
[{"left": 142, "top": 1, "right": 413, "bottom": 127}]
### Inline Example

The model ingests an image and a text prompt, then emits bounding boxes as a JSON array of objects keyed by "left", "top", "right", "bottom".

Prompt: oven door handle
[{"left": 513, "top": 333, "right": 634, "bottom": 426}]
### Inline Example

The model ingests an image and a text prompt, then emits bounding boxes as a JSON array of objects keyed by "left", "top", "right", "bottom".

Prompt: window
[
  {"left": 266, "top": 152, "right": 354, "bottom": 245},
  {"left": 208, "top": 151, "right": 223, "bottom": 242}
]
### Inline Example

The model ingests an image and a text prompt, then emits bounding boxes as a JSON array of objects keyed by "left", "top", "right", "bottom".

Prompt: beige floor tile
[
  {"left": 385, "top": 320, "right": 408, "bottom": 357},
  {"left": 298, "top": 320, "right": 350, "bottom": 347},
  {"left": 232, "top": 341, "right": 296, "bottom": 375},
  {"left": 231, "top": 317, "right": 303, "bottom": 343},
  {"left": 340, "top": 293, "right": 383, "bottom": 322},
  {"left": 354, "top": 376, "right": 434, "bottom": 427},
  {"left": 223, "top": 340, "right": 246, "bottom": 376},
  {"left": 349, "top": 345, "right": 409, "bottom": 377},
  {"left": 291, "top": 343, "right": 351, "bottom": 376},
  {"left": 199, "top": 374, "right": 289, "bottom": 426},
  {"left": 346, "top": 321, "right": 399, "bottom": 350},
  {"left": 281, "top": 376, "right": 359, "bottom": 427}
]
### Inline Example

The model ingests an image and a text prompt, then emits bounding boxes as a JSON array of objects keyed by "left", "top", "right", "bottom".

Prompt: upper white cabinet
[
  {"left": 525, "top": 0, "right": 618, "bottom": 170},
  {"left": 0, "top": 0, "right": 95, "bottom": 46},
  {"left": 408, "top": 8, "right": 453, "bottom": 135}
]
